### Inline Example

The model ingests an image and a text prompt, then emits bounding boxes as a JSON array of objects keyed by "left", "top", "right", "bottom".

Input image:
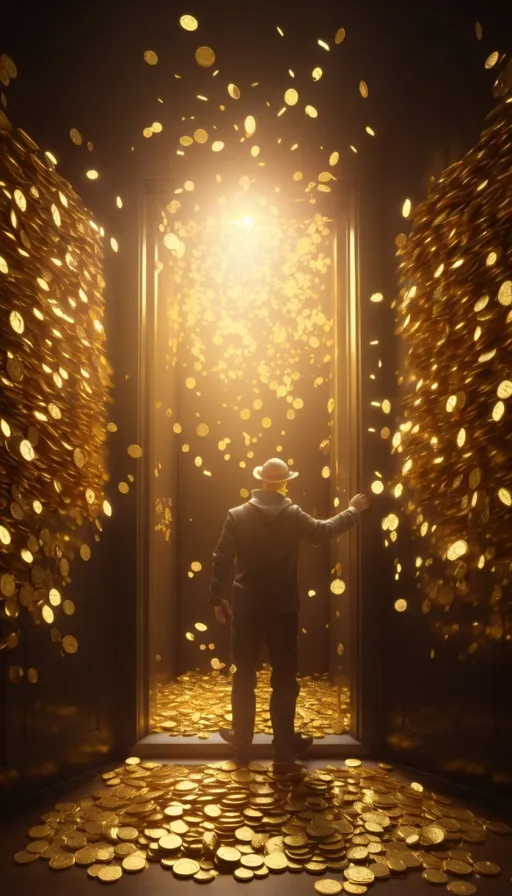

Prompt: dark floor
[{"left": 1, "top": 757, "right": 511, "bottom": 896}]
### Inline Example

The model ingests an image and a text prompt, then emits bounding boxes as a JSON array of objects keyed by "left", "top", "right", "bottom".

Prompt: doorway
[{"left": 135, "top": 179, "right": 363, "bottom": 756}]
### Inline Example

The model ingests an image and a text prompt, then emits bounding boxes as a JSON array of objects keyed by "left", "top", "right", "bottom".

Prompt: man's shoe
[
  {"left": 219, "top": 728, "right": 251, "bottom": 765},
  {"left": 219, "top": 727, "right": 236, "bottom": 747},
  {"left": 293, "top": 733, "right": 314, "bottom": 758}
]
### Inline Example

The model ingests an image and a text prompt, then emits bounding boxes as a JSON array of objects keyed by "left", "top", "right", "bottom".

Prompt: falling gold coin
[
  {"left": 285, "top": 88, "right": 299, "bottom": 105},
  {"left": 195, "top": 47, "right": 216, "bottom": 68},
  {"left": 180, "top": 14, "right": 198, "bottom": 31},
  {"left": 144, "top": 50, "right": 158, "bottom": 65}
]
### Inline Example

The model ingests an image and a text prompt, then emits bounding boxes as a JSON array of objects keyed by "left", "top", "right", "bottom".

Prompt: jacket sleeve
[
  {"left": 209, "top": 513, "right": 236, "bottom": 606},
  {"left": 296, "top": 505, "right": 359, "bottom": 546}
]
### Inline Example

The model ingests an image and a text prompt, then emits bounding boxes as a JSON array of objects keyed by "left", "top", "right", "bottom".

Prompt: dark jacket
[{"left": 209, "top": 489, "right": 359, "bottom": 615}]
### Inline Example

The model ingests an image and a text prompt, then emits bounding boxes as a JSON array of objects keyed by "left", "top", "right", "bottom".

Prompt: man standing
[{"left": 209, "top": 457, "right": 369, "bottom": 769}]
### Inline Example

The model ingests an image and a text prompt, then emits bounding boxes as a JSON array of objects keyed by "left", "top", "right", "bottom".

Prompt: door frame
[{"left": 135, "top": 178, "right": 377, "bottom": 752}]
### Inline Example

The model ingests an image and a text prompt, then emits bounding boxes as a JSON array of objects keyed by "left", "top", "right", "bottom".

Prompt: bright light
[{"left": 242, "top": 216, "right": 254, "bottom": 228}]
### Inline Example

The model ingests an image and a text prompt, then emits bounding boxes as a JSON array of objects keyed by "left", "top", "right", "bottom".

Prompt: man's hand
[
  {"left": 214, "top": 599, "right": 232, "bottom": 624},
  {"left": 349, "top": 493, "right": 370, "bottom": 513}
]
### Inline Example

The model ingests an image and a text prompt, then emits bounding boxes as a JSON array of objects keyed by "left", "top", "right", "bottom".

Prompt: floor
[{"left": 1, "top": 757, "right": 511, "bottom": 896}]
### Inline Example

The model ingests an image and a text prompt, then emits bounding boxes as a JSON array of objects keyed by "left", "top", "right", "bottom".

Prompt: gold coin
[
  {"left": 315, "top": 880, "right": 343, "bottom": 895},
  {"left": 98, "top": 865, "right": 123, "bottom": 882},
  {"left": 164, "top": 805, "right": 184, "bottom": 818},
  {"left": 170, "top": 819, "right": 189, "bottom": 835},
  {"left": 14, "top": 850, "right": 39, "bottom": 864},
  {"left": 194, "top": 869, "right": 217, "bottom": 883},
  {"left": 342, "top": 884, "right": 368, "bottom": 895},
  {"left": 159, "top": 834, "right": 182, "bottom": 852},
  {"left": 122, "top": 854, "right": 146, "bottom": 872},
  {"left": 117, "top": 827, "right": 138, "bottom": 842},
  {"left": 234, "top": 867, "right": 254, "bottom": 881},
  {"left": 173, "top": 858, "right": 201, "bottom": 879},
  {"left": 265, "top": 852, "right": 288, "bottom": 871},
  {"left": 75, "top": 846, "right": 98, "bottom": 866},
  {"left": 305, "top": 862, "right": 327, "bottom": 874},
  {"left": 368, "top": 862, "right": 390, "bottom": 879},
  {"left": 420, "top": 825, "right": 445, "bottom": 846},
  {"left": 195, "top": 46, "right": 215, "bottom": 68},
  {"left": 387, "top": 856, "right": 407, "bottom": 873},
  {"left": 444, "top": 859, "right": 473, "bottom": 876},
  {"left": 423, "top": 869, "right": 448, "bottom": 884},
  {"left": 49, "top": 853, "right": 76, "bottom": 870},
  {"left": 474, "top": 860, "right": 501, "bottom": 876},
  {"left": 216, "top": 847, "right": 242, "bottom": 866},
  {"left": 254, "top": 866, "right": 269, "bottom": 878},
  {"left": 235, "top": 826, "right": 254, "bottom": 843},
  {"left": 446, "top": 884, "right": 476, "bottom": 896},
  {"left": 347, "top": 847, "right": 368, "bottom": 862},
  {"left": 240, "top": 854, "right": 264, "bottom": 869},
  {"left": 87, "top": 864, "right": 103, "bottom": 879},
  {"left": 28, "top": 825, "right": 52, "bottom": 840},
  {"left": 26, "top": 840, "right": 50, "bottom": 854},
  {"left": 345, "top": 866, "right": 375, "bottom": 884},
  {"left": 180, "top": 14, "right": 198, "bottom": 31}
]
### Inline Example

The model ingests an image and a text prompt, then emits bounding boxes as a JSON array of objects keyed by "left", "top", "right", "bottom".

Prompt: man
[{"left": 209, "top": 457, "right": 369, "bottom": 769}]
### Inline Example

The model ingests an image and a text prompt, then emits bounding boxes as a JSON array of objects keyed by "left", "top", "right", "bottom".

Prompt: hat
[{"left": 253, "top": 457, "right": 299, "bottom": 483}]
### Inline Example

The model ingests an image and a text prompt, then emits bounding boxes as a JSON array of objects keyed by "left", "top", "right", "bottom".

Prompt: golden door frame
[{"left": 134, "top": 177, "right": 368, "bottom": 752}]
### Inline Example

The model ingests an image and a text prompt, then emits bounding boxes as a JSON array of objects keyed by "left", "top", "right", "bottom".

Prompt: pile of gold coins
[
  {"left": 0, "top": 117, "right": 111, "bottom": 667},
  {"left": 14, "top": 757, "right": 510, "bottom": 891},
  {"left": 151, "top": 669, "right": 350, "bottom": 737},
  {"left": 389, "top": 55, "right": 512, "bottom": 646}
]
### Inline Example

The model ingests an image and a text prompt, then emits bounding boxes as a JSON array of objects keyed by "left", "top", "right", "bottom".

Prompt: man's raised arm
[{"left": 297, "top": 493, "right": 369, "bottom": 545}]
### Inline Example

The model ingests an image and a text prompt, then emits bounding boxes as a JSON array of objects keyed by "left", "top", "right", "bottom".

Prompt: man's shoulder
[
  {"left": 227, "top": 502, "right": 250, "bottom": 517},
  {"left": 228, "top": 500, "right": 298, "bottom": 516}
]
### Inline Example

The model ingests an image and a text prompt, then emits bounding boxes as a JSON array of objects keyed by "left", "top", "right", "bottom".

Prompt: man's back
[{"left": 210, "top": 488, "right": 359, "bottom": 615}]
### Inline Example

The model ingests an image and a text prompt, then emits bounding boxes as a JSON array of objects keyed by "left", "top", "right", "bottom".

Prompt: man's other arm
[{"left": 209, "top": 513, "right": 236, "bottom": 607}]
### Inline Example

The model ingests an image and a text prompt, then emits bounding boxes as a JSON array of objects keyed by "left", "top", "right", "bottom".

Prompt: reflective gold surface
[
  {"left": 13, "top": 757, "right": 510, "bottom": 887},
  {"left": 151, "top": 669, "right": 351, "bottom": 737},
  {"left": 387, "top": 59, "right": 512, "bottom": 649}
]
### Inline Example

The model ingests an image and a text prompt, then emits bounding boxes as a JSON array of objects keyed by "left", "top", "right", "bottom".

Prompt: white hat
[{"left": 253, "top": 457, "right": 299, "bottom": 483}]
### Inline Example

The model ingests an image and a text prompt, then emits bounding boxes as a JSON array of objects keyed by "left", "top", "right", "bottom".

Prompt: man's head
[{"left": 253, "top": 457, "right": 299, "bottom": 491}]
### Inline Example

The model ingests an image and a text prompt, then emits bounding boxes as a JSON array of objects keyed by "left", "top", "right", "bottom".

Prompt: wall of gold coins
[
  {"left": 385, "top": 54, "right": 512, "bottom": 652},
  {"left": 0, "top": 118, "right": 111, "bottom": 683}
]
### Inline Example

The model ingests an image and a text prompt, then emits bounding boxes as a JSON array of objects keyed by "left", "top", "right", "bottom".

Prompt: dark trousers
[{"left": 230, "top": 612, "right": 300, "bottom": 761}]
